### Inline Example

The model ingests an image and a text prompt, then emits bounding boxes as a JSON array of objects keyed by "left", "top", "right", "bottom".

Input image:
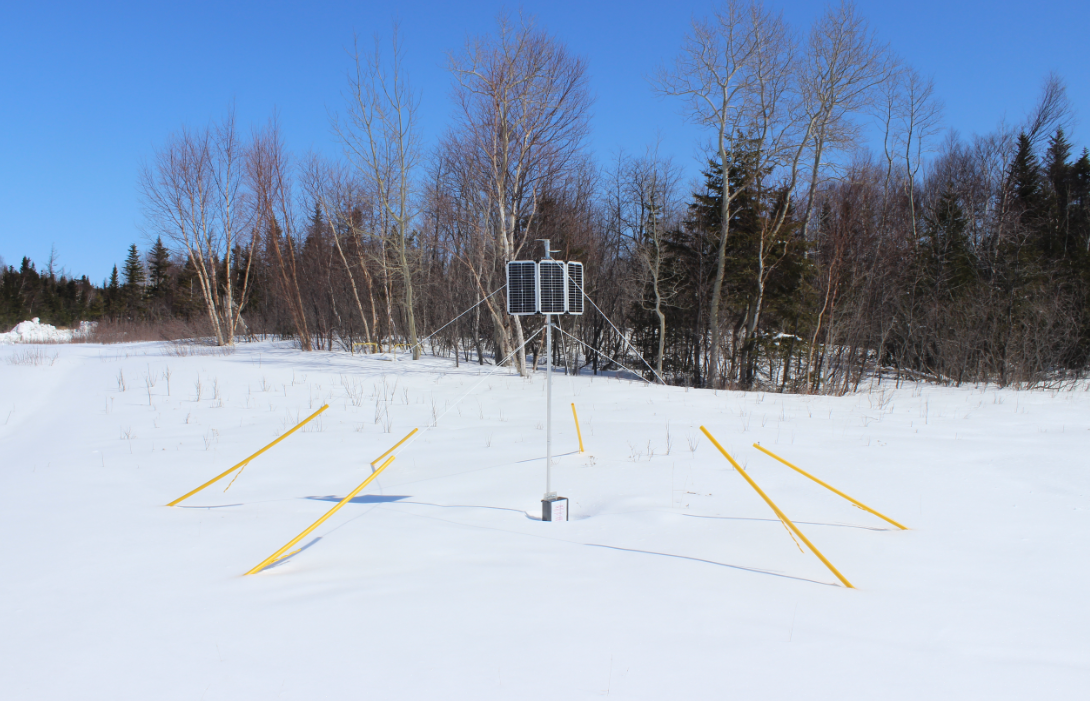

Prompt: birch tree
[
  {"left": 335, "top": 29, "right": 422, "bottom": 358},
  {"left": 655, "top": 1, "right": 798, "bottom": 386},
  {"left": 448, "top": 14, "right": 592, "bottom": 374},
  {"left": 614, "top": 150, "right": 682, "bottom": 378},
  {"left": 879, "top": 65, "right": 943, "bottom": 240},
  {"left": 797, "top": 1, "right": 893, "bottom": 239},
  {"left": 139, "top": 111, "right": 257, "bottom": 345}
]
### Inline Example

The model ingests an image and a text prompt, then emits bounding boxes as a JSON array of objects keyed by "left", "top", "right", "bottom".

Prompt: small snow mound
[{"left": 0, "top": 318, "right": 96, "bottom": 344}]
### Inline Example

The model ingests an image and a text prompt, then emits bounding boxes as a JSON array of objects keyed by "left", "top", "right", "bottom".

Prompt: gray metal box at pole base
[{"left": 542, "top": 496, "right": 568, "bottom": 521}]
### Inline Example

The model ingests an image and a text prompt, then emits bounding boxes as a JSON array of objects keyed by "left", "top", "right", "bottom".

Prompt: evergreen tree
[
  {"left": 105, "top": 265, "right": 120, "bottom": 315},
  {"left": 174, "top": 256, "right": 204, "bottom": 320},
  {"left": 122, "top": 244, "right": 146, "bottom": 290},
  {"left": 0, "top": 261, "right": 28, "bottom": 328},
  {"left": 146, "top": 237, "right": 171, "bottom": 296},
  {"left": 1071, "top": 149, "right": 1090, "bottom": 254},
  {"left": 1003, "top": 132, "right": 1052, "bottom": 282},
  {"left": 121, "top": 244, "right": 146, "bottom": 317},
  {"left": 924, "top": 185, "right": 976, "bottom": 293},
  {"left": 1044, "top": 129, "right": 1073, "bottom": 257},
  {"left": 1009, "top": 132, "right": 1043, "bottom": 221},
  {"left": 635, "top": 150, "right": 808, "bottom": 388}
]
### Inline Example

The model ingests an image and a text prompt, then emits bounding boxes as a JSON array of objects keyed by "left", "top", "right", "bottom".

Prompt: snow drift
[{"left": 0, "top": 317, "right": 95, "bottom": 344}]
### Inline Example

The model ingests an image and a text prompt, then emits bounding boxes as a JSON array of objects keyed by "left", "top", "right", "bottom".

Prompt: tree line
[{"left": 5, "top": 2, "right": 1089, "bottom": 391}]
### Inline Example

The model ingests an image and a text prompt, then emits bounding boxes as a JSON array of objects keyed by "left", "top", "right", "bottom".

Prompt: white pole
[
  {"left": 541, "top": 238, "right": 554, "bottom": 500},
  {"left": 546, "top": 312, "right": 553, "bottom": 498}
]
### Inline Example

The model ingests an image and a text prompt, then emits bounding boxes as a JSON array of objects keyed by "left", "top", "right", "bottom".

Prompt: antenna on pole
[{"left": 537, "top": 239, "right": 554, "bottom": 259}]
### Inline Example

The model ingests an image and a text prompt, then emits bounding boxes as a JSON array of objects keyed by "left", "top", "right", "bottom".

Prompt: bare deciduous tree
[
  {"left": 797, "top": 1, "right": 893, "bottom": 239},
  {"left": 879, "top": 65, "right": 943, "bottom": 240},
  {"left": 657, "top": 1, "right": 810, "bottom": 386},
  {"left": 1023, "top": 72, "right": 1073, "bottom": 150},
  {"left": 248, "top": 118, "right": 311, "bottom": 350},
  {"left": 448, "top": 13, "right": 592, "bottom": 374},
  {"left": 140, "top": 110, "right": 257, "bottom": 345},
  {"left": 654, "top": 1, "right": 767, "bottom": 386},
  {"left": 301, "top": 156, "right": 375, "bottom": 350},
  {"left": 612, "top": 148, "right": 682, "bottom": 378},
  {"left": 335, "top": 28, "right": 422, "bottom": 358}
]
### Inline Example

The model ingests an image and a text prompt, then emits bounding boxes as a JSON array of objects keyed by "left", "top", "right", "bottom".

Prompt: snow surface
[
  {"left": 1, "top": 341, "right": 1087, "bottom": 699},
  {"left": 0, "top": 317, "right": 94, "bottom": 344}
]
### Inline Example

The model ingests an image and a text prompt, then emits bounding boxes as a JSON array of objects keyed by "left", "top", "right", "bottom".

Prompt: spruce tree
[
  {"left": 1071, "top": 149, "right": 1090, "bottom": 254},
  {"left": 146, "top": 237, "right": 171, "bottom": 297},
  {"left": 925, "top": 185, "right": 975, "bottom": 293},
  {"left": 1009, "top": 132, "right": 1042, "bottom": 216},
  {"left": 1006, "top": 132, "right": 1050, "bottom": 270},
  {"left": 122, "top": 244, "right": 146, "bottom": 289},
  {"left": 121, "top": 244, "right": 145, "bottom": 316},
  {"left": 105, "top": 265, "right": 120, "bottom": 315},
  {"left": 1044, "top": 129, "right": 1073, "bottom": 257}
]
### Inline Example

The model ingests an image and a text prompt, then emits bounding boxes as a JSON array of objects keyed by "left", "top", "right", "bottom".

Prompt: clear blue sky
[{"left": 1, "top": 0, "right": 1087, "bottom": 282}]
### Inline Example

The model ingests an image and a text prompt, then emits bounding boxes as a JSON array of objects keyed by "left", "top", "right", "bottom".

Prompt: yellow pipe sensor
[
  {"left": 246, "top": 455, "right": 396, "bottom": 575},
  {"left": 167, "top": 404, "right": 329, "bottom": 506},
  {"left": 700, "top": 427, "right": 854, "bottom": 589},
  {"left": 370, "top": 428, "right": 419, "bottom": 468},
  {"left": 571, "top": 404, "right": 585, "bottom": 453},
  {"left": 752, "top": 443, "right": 907, "bottom": 530}
]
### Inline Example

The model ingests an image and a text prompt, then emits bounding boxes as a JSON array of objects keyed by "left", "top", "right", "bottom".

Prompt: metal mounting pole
[
  {"left": 545, "top": 312, "right": 553, "bottom": 498},
  {"left": 542, "top": 238, "right": 554, "bottom": 499}
]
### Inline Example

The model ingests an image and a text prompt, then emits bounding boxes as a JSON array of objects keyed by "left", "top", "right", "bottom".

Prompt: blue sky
[{"left": 1, "top": 0, "right": 1086, "bottom": 282}]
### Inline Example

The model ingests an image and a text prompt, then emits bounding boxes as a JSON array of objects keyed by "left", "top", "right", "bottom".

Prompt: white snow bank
[{"left": 0, "top": 317, "right": 95, "bottom": 344}]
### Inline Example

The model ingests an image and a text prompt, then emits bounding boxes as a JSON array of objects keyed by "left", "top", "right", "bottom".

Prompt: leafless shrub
[
  {"left": 74, "top": 318, "right": 209, "bottom": 345},
  {"left": 6, "top": 348, "right": 58, "bottom": 366},
  {"left": 163, "top": 342, "right": 236, "bottom": 358}
]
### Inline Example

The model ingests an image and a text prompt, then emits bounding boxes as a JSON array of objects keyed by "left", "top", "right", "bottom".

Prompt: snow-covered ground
[
  {"left": 1, "top": 340, "right": 1087, "bottom": 699},
  {"left": 0, "top": 317, "right": 94, "bottom": 343}
]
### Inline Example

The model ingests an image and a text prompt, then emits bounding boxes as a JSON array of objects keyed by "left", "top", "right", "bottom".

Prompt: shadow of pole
[
  {"left": 682, "top": 513, "right": 895, "bottom": 532},
  {"left": 263, "top": 536, "right": 323, "bottom": 570},
  {"left": 582, "top": 543, "right": 838, "bottom": 587}
]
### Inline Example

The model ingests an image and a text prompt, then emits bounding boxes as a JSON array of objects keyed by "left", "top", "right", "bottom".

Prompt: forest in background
[{"left": 3, "top": 2, "right": 1089, "bottom": 392}]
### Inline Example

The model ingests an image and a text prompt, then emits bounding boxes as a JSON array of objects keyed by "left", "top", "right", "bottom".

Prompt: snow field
[{"left": 1, "top": 341, "right": 1088, "bottom": 699}]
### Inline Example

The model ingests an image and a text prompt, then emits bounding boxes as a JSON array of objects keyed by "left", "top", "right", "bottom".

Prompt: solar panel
[
  {"left": 566, "top": 262, "right": 584, "bottom": 315},
  {"left": 506, "top": 261, "right": 538, "bottom": 315},
  {"left": 506, "top": 258, "right": 585, "bottom": 316},
  {"left": 538, "top": 260, "right": 567, "bottom": 314}
]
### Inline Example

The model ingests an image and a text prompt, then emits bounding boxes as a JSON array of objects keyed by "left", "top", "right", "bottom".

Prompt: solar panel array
[
  {"left": 506, "top": 261, "right": 538, "bottom": 315},
  {"left": 506, "top": 259, "right": 585, "bottom": 315},
  {"left": 566, "top": 262, "right": 584, "bottom": 315},
  {"left": 538, "top": 261, "right": 567, "bottom": 314}
]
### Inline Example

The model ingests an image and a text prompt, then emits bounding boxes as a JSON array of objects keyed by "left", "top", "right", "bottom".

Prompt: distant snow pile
[{"left": 0, "top": 318, "right": 96, "bottom": 344}]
